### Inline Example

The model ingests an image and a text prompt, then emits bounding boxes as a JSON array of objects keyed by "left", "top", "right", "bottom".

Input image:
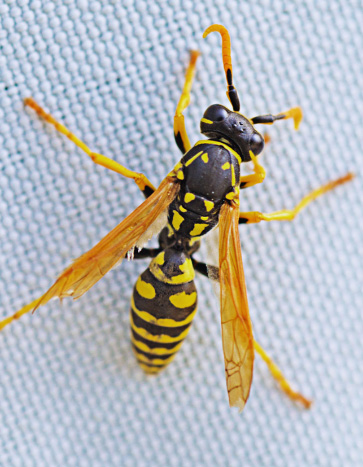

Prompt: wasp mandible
[{"left": 0, "top": 25, "right": 353, "bottom": 412}]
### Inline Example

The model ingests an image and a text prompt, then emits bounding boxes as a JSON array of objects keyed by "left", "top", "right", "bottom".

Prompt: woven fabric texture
[{"left": 0, "top": 1, "right": 362, "bottom": 466}]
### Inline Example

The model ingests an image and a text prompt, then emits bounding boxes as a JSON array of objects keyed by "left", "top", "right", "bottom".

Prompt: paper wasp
[{"left": 0, "top": 25, "right": 353, "bottom": 412}]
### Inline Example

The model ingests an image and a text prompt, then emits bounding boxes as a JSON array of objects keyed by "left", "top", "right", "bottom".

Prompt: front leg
[
  {"left": 239, "top": 150, "right": 266, "bottom": 189},
  {"left": 174, "top": 51, "right": 200, "bottom": 154}
]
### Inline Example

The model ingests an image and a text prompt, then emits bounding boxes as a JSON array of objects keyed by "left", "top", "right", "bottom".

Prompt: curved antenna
[{"left": 203, "top": 25, "right": 240, "bottom": 111}]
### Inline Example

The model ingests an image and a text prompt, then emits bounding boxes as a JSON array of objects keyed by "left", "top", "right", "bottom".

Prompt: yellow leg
[
  {"left": 239, "top": 172, "right": 354, "bottom": 223},
  {"left": 0, "top": 297, "right": 43, "bottom": 331},
  {"left": 251, "top": 107, "right": 303, "bottom": 130},
  {"left": 174, "top": 50, "right": 200, "bottom": 154},
  {"left": 24, "top": 98, "right": 156, "bottom": 197},
  {"left": 239, "top": 150, "right": 266, "bottom": 189},
  {"left": 254, "top": 340, "right": 312, "bottom": 408}
]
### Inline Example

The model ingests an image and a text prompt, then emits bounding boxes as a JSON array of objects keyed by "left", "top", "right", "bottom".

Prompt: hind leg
[{"left": 254, "top": 340, "right": 312, "bottom": 408}]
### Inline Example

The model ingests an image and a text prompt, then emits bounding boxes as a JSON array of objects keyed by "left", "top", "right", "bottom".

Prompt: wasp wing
[
  {"left": 31, "top": 176, "right": 179, "bottom": 310},
  {"left": 219, "top": 201, "right": 254, "bottom": 412}
]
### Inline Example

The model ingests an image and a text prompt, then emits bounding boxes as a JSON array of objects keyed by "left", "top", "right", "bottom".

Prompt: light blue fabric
[{"left": 0, "top": 1, "right": 362, "bottom": 465}]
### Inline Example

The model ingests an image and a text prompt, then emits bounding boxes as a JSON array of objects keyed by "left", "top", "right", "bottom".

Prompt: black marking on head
[
  {"left": 200, "top": 104, "right": 263, "bottom": 161},
  {"left": 203, "top": 105, "right": 229, "bottom": 122},
  {"left": 249, "top": 133, "right": 264, "bottom": 155}
]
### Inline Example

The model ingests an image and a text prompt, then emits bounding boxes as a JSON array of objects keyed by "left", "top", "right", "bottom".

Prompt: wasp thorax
[{"left": 200, "top": 104, "right": 265, "bottom": 162}]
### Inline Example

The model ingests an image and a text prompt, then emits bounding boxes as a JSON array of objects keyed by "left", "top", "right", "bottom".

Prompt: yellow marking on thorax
[
  {"left": 201, "top": 118, "right": 213, "bottom": 124},
  {"left": 201, "top": 216, "right": 208, "bottom": 221},
  {"left": 184, "top": 193, "right": 195, "bottom": 203},
  {"left": 172, "top": 162, "right": 184, "bottom": 180},
  {"left": 131, "top": 296, "right": 197, "bottom": 327},
  {"left": 130, "top": 313, "right": 191, "bottom": 343},
  {"left": 169, "top": 291, "right": 197, "bottom": 308},
  {"left": 231, "top": 163, "right": 236, "bottom": 186},
  {"left": 190, "top": 223, "right": 208, "bottom": 236},
  {"left": 195, "top": 140, "right": 241, "bottom": 165},
  {"left": 179, "top": 205, "right": 187, "bottom": 213},
  {"left": 149, "top": 254, "right": 195, "bottom": 284},
  {"left": 135, "top": 277, "right": 156, "bottom": 299},
  {"left": 204, "top": 200, "right": 214, "bottom": 212},
  {"left": 201, "top": 153, "right": 209, "bottom": 163},
  {"left": 172, "top": 210, "right": 184, "bottom": 231},
  {"left": 131, "top": 335, "right": 184, "bottom": 355},
  {"left": 185, "top": 150, "right": 203, "bottom": 167},
  {"left": 222, "top": 162, "right": 230, "bottom": 170}
]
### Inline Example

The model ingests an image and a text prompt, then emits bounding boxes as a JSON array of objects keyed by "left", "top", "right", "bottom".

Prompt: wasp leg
[
  {"left": 239, "top": 173, "right": 354, "bottom": 224},
  {"left": 24, "top": 98, "right": 156, "bottom": 198},
  {"left": 263, "top": 132, "right": 271, "bottom": 145},
  {"left": 0, "top": 248, "right": 163, "bottom": 332},
  {"left": 254, "top": 340, "right": 312, "bottom": 408},
  {"left": 0, "top": 297, "right": 43, "bottom": 332},
  {"left": 239, "top": 150, "right": 266, "bottom": 189},
  {"left": 192, "top": 258, "right": 219, "bottom": 280},
  {"left": 251, "top": 107, "right": 303, "bottom": 130},
  {"left": 174, "top": 50, "right": 201, "bottom": 154}
]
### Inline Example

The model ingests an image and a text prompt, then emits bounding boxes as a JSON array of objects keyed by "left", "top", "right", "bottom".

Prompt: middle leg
[
  {"left": 25, "top": 98, "right": 156, "bottom": 198},
  {"left": 239, "top": 173, "right": 354, "bottom": 224}
]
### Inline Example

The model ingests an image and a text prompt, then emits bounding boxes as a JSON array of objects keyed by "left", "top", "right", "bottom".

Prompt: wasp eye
[
  {"left": 250, "top": 133, "right": 265, "bottom": 155},
  {"left": 203, "top": 105, "right": 229, "bottom": 122}
]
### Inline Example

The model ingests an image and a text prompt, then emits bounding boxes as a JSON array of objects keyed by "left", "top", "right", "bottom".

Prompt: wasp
[{"left": 0, "top": 25, "right": 353, "bottom": 412}]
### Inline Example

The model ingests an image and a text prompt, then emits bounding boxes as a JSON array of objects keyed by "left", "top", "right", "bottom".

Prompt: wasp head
[{"left": 200, "top": 104, "right": 264, "bottom": 162}]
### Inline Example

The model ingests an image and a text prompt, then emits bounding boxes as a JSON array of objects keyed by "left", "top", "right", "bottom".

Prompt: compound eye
[
  {"left": 250, "top": 133, "right": 265, "bottom": 156},
  {"left": 203, "top": 105, "right": 229, "bottom": 122}
]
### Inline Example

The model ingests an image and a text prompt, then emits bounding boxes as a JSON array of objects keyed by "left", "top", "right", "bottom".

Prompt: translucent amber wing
[
  {"left": 32, "top": 177, "right": 179, "bottom": 310},
  {"left": 219, "top": 202, "right": 254, "bottom": 411}
]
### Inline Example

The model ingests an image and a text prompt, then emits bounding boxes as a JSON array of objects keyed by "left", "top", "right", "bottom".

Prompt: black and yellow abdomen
[{"left": 130, "top": 247, "right": 197, "bottom": 374}]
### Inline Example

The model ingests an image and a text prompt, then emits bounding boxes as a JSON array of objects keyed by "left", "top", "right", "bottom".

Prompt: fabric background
[{"left": 0, "top": 1, "right": 362, "bottom": 466}]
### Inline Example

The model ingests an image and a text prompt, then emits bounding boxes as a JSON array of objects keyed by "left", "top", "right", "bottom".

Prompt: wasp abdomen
[{"left": 130, "top": 249, "right": 197, "bottom": 374}]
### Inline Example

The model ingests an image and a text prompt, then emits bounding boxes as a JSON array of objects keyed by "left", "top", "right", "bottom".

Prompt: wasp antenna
[{"left": 203, "top": 24, "right": 240, "bottom": 112}]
